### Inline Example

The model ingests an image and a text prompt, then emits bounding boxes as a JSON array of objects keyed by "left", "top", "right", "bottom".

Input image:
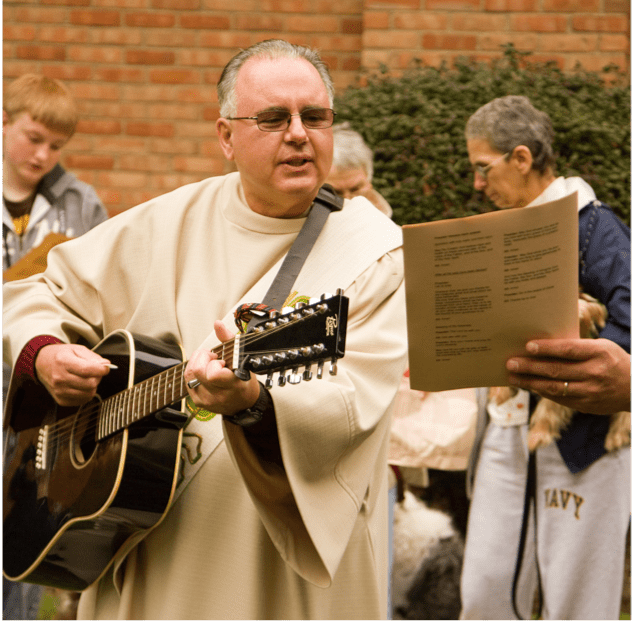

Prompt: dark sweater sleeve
[{"left": 556, "top": 202, "right": 631, "bottom": 473}]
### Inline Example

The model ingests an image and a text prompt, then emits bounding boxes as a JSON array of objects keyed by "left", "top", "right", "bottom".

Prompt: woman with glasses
[{"left": 460, "top": 95, "right": 630, "bottom": 619}]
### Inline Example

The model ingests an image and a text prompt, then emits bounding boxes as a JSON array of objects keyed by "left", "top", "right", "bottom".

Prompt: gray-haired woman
[{"left": 460, "top": 95, "right": 630, "bottom": 620}]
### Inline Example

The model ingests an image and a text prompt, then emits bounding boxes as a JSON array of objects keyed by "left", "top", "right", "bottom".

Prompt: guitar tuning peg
[
  {"left": 320, "top": 292, "right": 333, "bottom": 300},
  {"left": 317, "top": 361, "right": 324, "bottom": 379},
  {"left": 277, "top": 373, "right": 287, "bottom": 387},
  {"left": 303, "top": 364, "right": 313, "bottom": 381},
  {"left": 287, "top": 368, "right": 302, "bottom": 384},
  {"left": 265, "top": 372, "right": 274, "bottom": 389},
  {"left": 294, "top": 301, "right": 306, "bottom": 309},
  {"left": 329, "top": 358, "right": 338, "bottom": 376}
]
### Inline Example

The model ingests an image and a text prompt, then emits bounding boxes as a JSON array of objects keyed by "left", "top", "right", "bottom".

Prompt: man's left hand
[{"left": 184, "top": 320, "right": 260, "bottom": 415}]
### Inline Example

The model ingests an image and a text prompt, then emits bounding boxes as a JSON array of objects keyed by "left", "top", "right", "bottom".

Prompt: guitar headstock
[{"left": 236, "top": 291, "right": 348, "bottom": 388}]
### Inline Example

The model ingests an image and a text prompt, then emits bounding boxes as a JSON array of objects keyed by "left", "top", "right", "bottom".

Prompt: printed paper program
[{"left": 403, "top": 193, "right": 579, "bottom": 391}]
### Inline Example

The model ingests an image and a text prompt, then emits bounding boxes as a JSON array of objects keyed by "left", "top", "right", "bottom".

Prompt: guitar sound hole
[{"left": 70, "top": 397, "right": 101, "bottom": 468}]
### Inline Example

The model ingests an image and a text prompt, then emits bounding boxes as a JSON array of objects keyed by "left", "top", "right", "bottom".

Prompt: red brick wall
[
  {"left": 3, "top": 0, "right": 629, "bottom": 216},
  {"left": 363, "top": 0, "right": 630, "bottom": 73}
]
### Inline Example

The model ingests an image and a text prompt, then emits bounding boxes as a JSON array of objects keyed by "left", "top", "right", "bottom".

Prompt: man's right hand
[{"left": 35, "top": 343, "right": 113, "bottom": 407}]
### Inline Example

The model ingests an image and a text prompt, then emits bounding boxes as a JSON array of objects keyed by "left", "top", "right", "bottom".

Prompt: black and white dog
[{"left": 392, "top": 490, "right": 464, "bottom": 619}]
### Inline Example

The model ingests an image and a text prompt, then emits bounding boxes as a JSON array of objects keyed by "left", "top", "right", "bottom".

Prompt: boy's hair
[{"left": 4, "top": 74, "right": 79, "bottom": 137}]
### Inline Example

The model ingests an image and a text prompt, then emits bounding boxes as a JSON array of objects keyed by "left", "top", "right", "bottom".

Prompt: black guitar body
[{"left": 3, "top": 331, "right": 188, "bottom": 591}]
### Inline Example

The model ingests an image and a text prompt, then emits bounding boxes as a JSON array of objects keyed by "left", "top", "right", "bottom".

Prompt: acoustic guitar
[{"left": 3, "top": 292, "right": 348, "bottom": 591}]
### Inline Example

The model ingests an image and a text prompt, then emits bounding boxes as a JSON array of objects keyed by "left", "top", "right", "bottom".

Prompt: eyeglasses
[
  {"left": 473, "top": 152, "right": 510, "bottom": 179},
  {"left": 226, "top": 108, "right": 336, "bottom": 132}
]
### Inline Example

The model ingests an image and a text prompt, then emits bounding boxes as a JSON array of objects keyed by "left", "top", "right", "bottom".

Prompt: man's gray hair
[
  {"left": 332, "top": 122, "right": 374, "bottom": 180},
  {"left": 217, "top": 39, "right": 335, "bottom": 118},
  {"left": 465, "top": 95, "right": 556, "bottom": 174}
]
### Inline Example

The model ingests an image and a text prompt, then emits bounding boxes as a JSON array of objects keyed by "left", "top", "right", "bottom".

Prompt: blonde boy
[{"left": 3, "top": 74, "right": 107, "bottom": 277}]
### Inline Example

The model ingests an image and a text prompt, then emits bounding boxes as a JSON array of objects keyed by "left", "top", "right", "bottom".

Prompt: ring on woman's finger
[
  {"left": 187, "top": 379, "right": 201, "bottom": 390},
  {"left": 562, "top": 381, "right": 569, "bottom": 397}
]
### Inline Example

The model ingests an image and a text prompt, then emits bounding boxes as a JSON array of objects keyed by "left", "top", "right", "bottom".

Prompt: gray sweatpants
[{"left": 461, "top": 422, "right": 630, "bottom": 620}]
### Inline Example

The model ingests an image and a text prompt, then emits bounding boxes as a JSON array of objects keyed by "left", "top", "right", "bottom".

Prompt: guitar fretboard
[{"left": 97, "top": 342, "right": 234, "bottom": 440}]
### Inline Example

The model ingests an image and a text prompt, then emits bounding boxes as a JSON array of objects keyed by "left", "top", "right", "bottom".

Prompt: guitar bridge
[{"left": 35, "top": 425, "right": 49, "bottom": 470}]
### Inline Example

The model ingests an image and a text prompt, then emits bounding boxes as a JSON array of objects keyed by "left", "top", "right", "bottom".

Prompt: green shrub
[{"left": 334, "top": 45, "right": 631, "bottom": 226}]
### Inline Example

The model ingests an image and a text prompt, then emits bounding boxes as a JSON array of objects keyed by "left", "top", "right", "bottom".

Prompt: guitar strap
[{"left": 247, "top": 183, "right": 344, "bottom": 325}]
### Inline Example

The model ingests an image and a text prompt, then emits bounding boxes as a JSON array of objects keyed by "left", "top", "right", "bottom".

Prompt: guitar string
[
  {"left": 41, "top": 308, "right": 333, "bottom": 447},
  {"left": 50, "top": 309, "right": 325, "bottom": 444},
  {"left": 42, "top": 343, "right": 325, "bottom": 446},
  {"left": 43, "top": 307, "right": 329, "bottom": 442},
  {"left": 44, "top": 344, "right": 280, "bottom": 437}
]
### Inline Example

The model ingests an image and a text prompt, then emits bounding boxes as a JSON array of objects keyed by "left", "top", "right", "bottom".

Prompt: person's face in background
[
  {"left": 3, "top": 111, "right": 69, "bottom": 194},
  {"left": 467, "top": 138, "right": 536, "bottom": 210},
  {"left": 326, "top": 166, "right": 372, "bottom": 200}
]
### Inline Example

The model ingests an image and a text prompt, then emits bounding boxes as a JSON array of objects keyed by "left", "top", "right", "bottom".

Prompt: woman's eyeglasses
[{"left": 473, "top": 152, "right": 511, "bottom": 179}]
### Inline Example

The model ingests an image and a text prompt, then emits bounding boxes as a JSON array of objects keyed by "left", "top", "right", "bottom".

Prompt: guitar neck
[
  {"left": 97, "top": 341, "right": 234, "bottom": 440},
  {"left": 96, "top": 292, "right": 348, "bottom": 440}
]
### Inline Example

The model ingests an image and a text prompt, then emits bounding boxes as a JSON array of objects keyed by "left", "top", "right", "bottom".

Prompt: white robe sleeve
[{"left": 222, "top": 249, "right": 408, "bottom": 586}]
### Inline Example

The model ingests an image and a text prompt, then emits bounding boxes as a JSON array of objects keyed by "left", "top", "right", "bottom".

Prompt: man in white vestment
[{"left": 3, "top": 40, "right": 408, "bottom": 619}]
